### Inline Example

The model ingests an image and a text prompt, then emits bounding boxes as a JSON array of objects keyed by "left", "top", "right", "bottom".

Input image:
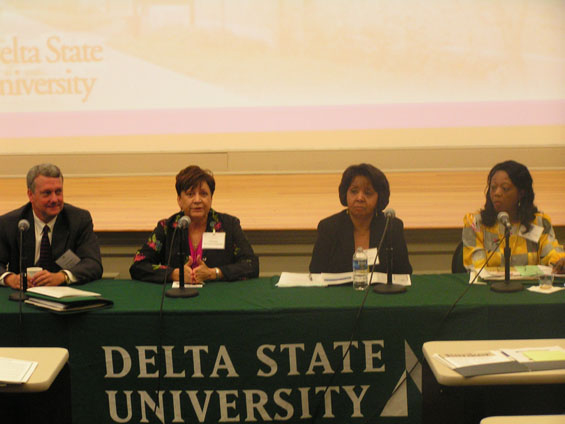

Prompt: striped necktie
[{"left": 38, "top": 225, "right": 54, "bottom": 271}]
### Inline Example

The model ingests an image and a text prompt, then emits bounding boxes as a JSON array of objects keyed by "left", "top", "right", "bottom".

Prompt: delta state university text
[
  {"left": 0, "top": 36, "right": 102, "bottom": 103},
  {"left": 102, "top": 340, "right": 387, "bottom": 423}
]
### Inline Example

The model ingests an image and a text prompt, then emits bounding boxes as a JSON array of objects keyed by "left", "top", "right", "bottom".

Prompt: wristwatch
[
  {"left": 61, "top": 272, "right": 70, "bottom": 285},
  {"left": 214, "top": 268, "right": 220, "bottom": 280}
]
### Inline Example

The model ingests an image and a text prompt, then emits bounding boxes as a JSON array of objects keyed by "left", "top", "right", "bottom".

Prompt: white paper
[
  {"left": 369, "top": 272, "right": 411, "bottom": 286},
  {"left": 527, "top": 285, "right": 565, "bottom": 294},
  {"left": 365, "top": 248, "right": 379, "bottom": 266},
  {"left": 202, "top": 232, "right": 225, "bottom": 250},
  {"left": 433, "top": 351, "right": 514, "bottom": 369},
  {"left": 321, "top": 272, "right": 353, "bottom": 285},
  {"left": 172, "top": 281, "right": 204, "bottom": 289},
  {"left": 28, "top": 286, "right": 101, "bottom": 298},
  {"left": 276, "top": 272, "right": 353, "bottom": 287},
  {"left": 0, "top": 357, "right": 38, "bottom": 384},
  {"left": 55, "top": 249, "right": 81, "bottom": 269},
  {"left": 519, "top": 224, "right": 543, "bottom": 243},
  {"left": 276, "top": 273, "right": 326, "bottom": 287}
]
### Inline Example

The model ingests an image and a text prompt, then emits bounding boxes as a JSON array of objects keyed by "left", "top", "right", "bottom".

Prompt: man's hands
[{"left": 5, "top": 271, "right": 66, "bottom": 288}]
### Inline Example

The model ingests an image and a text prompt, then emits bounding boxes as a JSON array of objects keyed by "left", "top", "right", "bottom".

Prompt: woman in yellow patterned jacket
[{"left": 462, "top": 160, "right": 565, "bottom": 273}]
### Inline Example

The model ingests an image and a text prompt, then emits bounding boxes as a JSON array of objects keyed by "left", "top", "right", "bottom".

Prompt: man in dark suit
[{"left": 0, "top": 163, "right": 103, "bottom": 288}]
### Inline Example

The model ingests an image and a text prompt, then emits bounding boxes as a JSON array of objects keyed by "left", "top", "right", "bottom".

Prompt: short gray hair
[{"left": 27, "top": 164, "right": 63, "bottom": 192}]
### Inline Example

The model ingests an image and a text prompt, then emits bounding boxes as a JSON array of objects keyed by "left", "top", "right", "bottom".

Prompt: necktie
[{"left": 38, "top": 226, "right": 54, "bottom": 271}]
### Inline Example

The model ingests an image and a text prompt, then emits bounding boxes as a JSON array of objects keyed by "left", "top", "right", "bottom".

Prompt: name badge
[
  {"left": 365, "top": 248, "right": 379, "bottom": 266},
  {"left": 203, "top": 232, "right": 226, "bottom": 250},
  {"left": 519, "top": 224, "right": 543, "bottom": 243},
  {"left": 55, "top": 249, "right": 81, "bottom": 269}
]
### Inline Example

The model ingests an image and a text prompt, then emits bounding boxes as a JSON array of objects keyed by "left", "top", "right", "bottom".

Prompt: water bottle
[{"left": 352, "top": 247, "right": 368, "bottom": 291}]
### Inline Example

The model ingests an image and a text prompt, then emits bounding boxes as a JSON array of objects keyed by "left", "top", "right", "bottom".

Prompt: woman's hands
[{"left": 168, "top": 256, "right": 217, "bottom": 283}]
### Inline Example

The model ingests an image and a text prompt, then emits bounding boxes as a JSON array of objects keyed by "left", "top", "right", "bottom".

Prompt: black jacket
[
  {"left": 129, "top": 209, "right": 259, "bottom": 283},
  {"left": 309, "top": 210, "right": 412, "bottom": 274},
  {"left": 0, "top": 203, "right": 103, "bottom": 283}
]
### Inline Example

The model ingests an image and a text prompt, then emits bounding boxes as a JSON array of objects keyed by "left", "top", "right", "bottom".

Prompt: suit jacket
[
  {"left": 309, "top": 210, "right": 413, "bottom": 274},
  {"left": 0, "top": 203, "right": 103, "bottom": 283},
  {"left": 129, "top": 209, "right": 259, "bottom": 283}
]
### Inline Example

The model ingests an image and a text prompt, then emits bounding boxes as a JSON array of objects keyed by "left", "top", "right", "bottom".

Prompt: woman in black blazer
[
  {"left": 130, "top": 166, "right": 259, "bottom": 284},
  {"left": 309, "top": 163, "right": 412, "bottom": 274}
]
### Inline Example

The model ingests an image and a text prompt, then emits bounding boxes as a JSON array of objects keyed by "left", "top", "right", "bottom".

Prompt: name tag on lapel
[
  {"left": 519, "top": 224, "right": 543, "bottom": 243},
  {"left": 365, "top": 248, "right": 379, "bottom": 265},
  {"left": 55, "top": 249, "right": 81, "bottom": 269},
  {"left": 203, "top": 232, "right": 226, "bottom": 250}
]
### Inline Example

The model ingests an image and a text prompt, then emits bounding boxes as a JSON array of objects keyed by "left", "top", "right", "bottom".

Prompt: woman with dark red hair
[{"left": 130, "top": 165, "right": 259, "bottom": 284}]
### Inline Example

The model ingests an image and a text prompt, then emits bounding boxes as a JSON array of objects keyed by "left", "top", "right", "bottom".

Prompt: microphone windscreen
[
  {"left": 18, "top": 219, "right": 30, "bottom": 231},
  {"left": 178, "top": 216, "right": 191, "bottom": 229},
  {"left": 497, "top": 211, "right": 509, "bottom": 222},
  {"left": 497, "top": 211, "right": 511, "bottom": 229},
  {"left": 383, "top": 208, "right": 396, "bottom": 219}
]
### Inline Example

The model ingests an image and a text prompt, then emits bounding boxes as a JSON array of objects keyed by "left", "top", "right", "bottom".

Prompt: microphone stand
[
  {"left": 374, "top": 215, "right": 406, "bottom": 294},
  {"left": 9, "top": 229, "right": 28, "bottom": 302},
  {"left": 165, "top": 223, "right": 198, "bottom": 298},
  {"left": 491, "top": 224, "right": 523, "bottom": 292}
]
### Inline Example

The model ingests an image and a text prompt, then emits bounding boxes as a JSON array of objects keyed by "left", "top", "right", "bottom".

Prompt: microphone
[
  {"left": 18, "top": 219, "right": 30, "bottom": 232},
  {"left": 9, "top": 220, "right": 31, "bottom": 302},
  {"left": 497, "top": 212, "right": 511, "bottom": 231},
  {"left": 491, "top": 212, "right": 523, "bottom": 292},
  {"left": 178, "top": 216, "right": 191, "bottom": 229},
  {"left": 384, "top": 208, "right": 395, "bottom": 220},
  {"left": 165, "top": 215, "right": 198, "bottom": 298},
  {"left": 373, "top": 208, "right": 406, "bottom": 294},
  {"left": 374, "top": 209, "right": 395, "bottom": 254}
]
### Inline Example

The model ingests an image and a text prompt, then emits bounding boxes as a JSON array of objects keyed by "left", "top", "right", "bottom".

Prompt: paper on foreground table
[
  {"left": 0, "top": 357, "right": 38, "bottom": 385},
  {"left": 433, "top": 351, "right": 526, "bottom": 377},
  {"left": 501, "top": 346, "right": 565, "bottom": 371}
]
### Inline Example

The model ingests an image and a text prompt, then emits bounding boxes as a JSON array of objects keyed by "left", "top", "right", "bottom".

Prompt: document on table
[
  {"left": 369, "top": 272, "right": 411, "bottom": 286},
  {"left": 277, "top": 272, "right": 411, "bottom": 287},
  {"left": 172, "top": 281, "right": 204, "bottom": 289},
  {"left": 276, "top": 272, "right": 352, "bottom": 287},
  {"left": 469, "top": 265, "right": 552, "bottom": 284},
  {"left": 0, "top": 357, "right": 38, "bottom": 385}
]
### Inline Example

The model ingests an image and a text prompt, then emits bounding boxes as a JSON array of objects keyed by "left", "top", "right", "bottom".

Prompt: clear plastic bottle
[{"left": 352, "top": 247, "right": 368, "bottom": 291}]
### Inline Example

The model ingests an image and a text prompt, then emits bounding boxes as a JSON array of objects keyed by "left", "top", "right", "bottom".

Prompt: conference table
[{"left": 1, "top": 274, "right": 564, "bottom": 424}]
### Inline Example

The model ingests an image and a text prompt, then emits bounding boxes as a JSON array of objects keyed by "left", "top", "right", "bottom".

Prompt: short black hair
[
  {"left": 480, "top": 160, "right": 537, "bottom": 228},
  {"left": 338, "top": 163, "right": 390, "bottom": 214}
]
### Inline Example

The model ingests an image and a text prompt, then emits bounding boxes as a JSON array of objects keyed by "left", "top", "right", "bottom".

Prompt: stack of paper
[
  {"left": 434, "top": 345, "right": 565, "bottom": 377},
  {"left": 276, "top": 272, "right": 351, "bottom": 287},
  {"left": 471, "top": 265, "right": 551, "bottom": 283},
  {"left": 276, "top": 272, "right": 412, "bottom": 288},
  {"left": 25, "top": 286, "right": 113, "bottom": 313},
  {"left": 0, "top": 357, "right": 38, "bottom": 385},
  {"left": 434, "top": 351, "right": 525, "bottom": 377}
]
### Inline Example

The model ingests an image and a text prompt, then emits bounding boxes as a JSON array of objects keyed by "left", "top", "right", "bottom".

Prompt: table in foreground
[
  {"left": 1, "top": 274, "right": 565, "bottom": 424},
  {"left": 422, "top": 340, "right": 565, "bottom": 424},
  {"left": 0, "top": 347, "right": 71, "bottom": 423},
  {"left": 481, "top": 415, "right": 565, "bottom": 424}
]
